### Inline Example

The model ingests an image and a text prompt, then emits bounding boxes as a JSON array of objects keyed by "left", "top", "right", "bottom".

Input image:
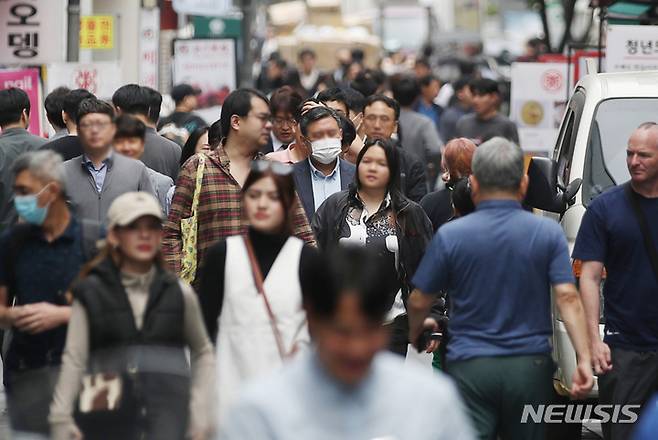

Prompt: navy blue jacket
[{"left": 293, "top": 158, "right": 355, "bottom": 221}]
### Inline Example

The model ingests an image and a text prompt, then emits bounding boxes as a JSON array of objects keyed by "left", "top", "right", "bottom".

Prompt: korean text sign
[
  {"left": 607, "top": 25, "right": 658, "bottom": 72},
  {"left": 80, "top": 16, "right": 114, "bottom": 50},
  {"left": 0, "top": 0, "right": 67, "bottom": 63}
]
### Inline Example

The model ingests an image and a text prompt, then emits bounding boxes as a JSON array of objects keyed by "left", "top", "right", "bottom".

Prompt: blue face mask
[{"left": 14, "top": 184, "right": 51, "bottom": 225}]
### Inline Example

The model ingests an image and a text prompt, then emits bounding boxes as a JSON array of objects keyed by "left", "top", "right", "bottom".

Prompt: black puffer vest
[
  {"left": 71, "top": 258, "right": 190, "bottom": 440},
  {"left": 73, "top": 257, "right": 184, "bottom": 352}
]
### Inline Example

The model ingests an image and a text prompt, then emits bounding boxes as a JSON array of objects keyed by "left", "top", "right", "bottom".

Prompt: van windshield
[{"left": 583, "top": 98, "right": 658, "bottom": 205}]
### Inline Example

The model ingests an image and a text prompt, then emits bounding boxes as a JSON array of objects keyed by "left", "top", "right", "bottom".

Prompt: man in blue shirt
[
  {"left": 573, "top": 122, "right": 658, "bottom": 440},
  {"left": 0, "top": 150, "right": 101, "bottom": 438},
  {"left": 408, "top": 137, "right": 593, "bottom": 440},
  {"left": 220, "top": 246, "right": 475, "bottom": 440},
  {"left": 293, "top": 106, "right": 355, "bottom": 220}
]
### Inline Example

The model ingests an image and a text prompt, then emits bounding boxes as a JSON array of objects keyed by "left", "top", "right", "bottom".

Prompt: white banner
[
  {"left": 139, "top": 8, "right": 160, "bottom": 89},
  {"left": 173, "top": 39, "right": 237, "bottom": 107},
  {"left": 606, "top": 24, "right": 658, "bottom": 72},
  {"left": 0, "top": 0, "right": 67, "bottom": 64},
  {"left": 46, "top": 62, "right": 122, "bottom": 100},
  {"left": 510, "top": 62, "right": 569, "bottom": 153},
  {"left": 172, "top": 0, "right": 232, "bottom": 15}
]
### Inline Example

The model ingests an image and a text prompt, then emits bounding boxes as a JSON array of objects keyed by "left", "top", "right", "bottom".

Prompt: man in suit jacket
[
  {"left": 261, "top": 86, "right": 303, "bottom": 154},
  {"left": 293, "top": 106, "right": 356, "bottom": 220},
  {"left": 63, "top": 98, "right": 155, "bottom": 224}
]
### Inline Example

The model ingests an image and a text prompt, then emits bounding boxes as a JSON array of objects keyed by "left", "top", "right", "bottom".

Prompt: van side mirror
[{"left": 525, "top": 157, "right": 569, "bottom": 213}]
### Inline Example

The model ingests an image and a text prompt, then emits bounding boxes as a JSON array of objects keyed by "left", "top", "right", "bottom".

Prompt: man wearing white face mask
[{"left": 293, "top": 106, "right": 356, "bottom": 220}]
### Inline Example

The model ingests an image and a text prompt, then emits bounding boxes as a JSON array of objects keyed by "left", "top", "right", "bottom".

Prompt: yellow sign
[{"left": 80, "top": 16, "right": 114, "bottom": 49}]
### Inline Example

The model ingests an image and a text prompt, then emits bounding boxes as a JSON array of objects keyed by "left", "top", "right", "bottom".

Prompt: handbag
[
  {"left": 624, "top": 182, "right": 658, "bottom": 284},
  {"left": 180, "top": 154, "right": 206, "bottom": 284},
  {"left": 78, "top": 373, "right": 124, "bottom": 413},
  {"left": 243, "top": 236, "right": 306, "bottom": 360}
]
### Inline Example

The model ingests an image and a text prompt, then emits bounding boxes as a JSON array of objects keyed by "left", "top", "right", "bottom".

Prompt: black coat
[{"left": 312, "top": 188, "right": 433, "bottom": 303}]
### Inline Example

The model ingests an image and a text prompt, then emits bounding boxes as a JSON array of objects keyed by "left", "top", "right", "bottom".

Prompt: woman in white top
[
  {"left": 197, "top": 161, "right": 317, "bottom": 424},
  {"left": 49, "top": 192, "right": 215, "bottom": 440}
]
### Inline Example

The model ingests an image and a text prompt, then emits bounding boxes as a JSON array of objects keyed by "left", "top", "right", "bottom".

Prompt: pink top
[
  {"left": 266, "top": 142, "right": 308, "bottom": 164},
  {"left": 266, "top": 148, "right": 295, "bottom": 164}
]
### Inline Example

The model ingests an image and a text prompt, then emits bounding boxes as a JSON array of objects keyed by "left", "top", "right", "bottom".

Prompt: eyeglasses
[
  {"left": 272, "top": 117, "right": 296, "bottom": 127},
  {"left": 251, "top": 160, "right": 294, "bottom": 176},
  {"left": 363, "top": 138, "right": 390, "bottom": 148},
  {"left": 79, "top": 121, "right": 112, "bottom": 131}
]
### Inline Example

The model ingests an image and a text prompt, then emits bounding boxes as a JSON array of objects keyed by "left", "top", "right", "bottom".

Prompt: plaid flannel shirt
[{"left": 163, "top": 146, "right": 316, "bottom": 283}]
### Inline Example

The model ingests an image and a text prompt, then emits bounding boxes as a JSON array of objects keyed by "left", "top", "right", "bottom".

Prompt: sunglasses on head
[{"left": 251, "top": 160, "right": 294, "bottom": 176}]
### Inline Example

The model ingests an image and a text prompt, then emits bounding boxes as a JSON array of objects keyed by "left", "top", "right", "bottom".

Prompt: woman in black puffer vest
[{"left": 49, "top": 192, "right": 215, "bottom": 440}]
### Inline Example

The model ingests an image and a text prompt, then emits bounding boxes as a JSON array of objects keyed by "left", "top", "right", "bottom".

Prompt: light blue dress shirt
[
  {"left": 83, "top": 153, "right": 112, "bottom": 193},
  {"left": 310, "top": 158, "right": 342, "bottom": 212},
  {"left": 220, "top": 350, "right": 475, "bottom": 440}
]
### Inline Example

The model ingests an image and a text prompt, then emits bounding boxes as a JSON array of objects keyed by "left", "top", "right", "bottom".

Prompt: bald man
[{"left": 573, "top": 122, "right": 658, "bottom": 440}]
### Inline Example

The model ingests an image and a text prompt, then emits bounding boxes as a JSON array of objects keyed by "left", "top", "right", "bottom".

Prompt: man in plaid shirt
[{"left": 163, "top": 89, "right": 315, "bottom": 284}]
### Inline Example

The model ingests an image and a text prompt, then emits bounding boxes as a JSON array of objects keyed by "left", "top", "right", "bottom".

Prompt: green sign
[{"left": 192, "top": 16, "right": 241, "bottom": 38}]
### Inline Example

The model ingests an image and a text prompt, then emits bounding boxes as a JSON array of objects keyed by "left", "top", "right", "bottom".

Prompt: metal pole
[
  {"left": 598, "top": 7, "right": 605, "bottom": 73},
  {"left": 239, "top": 0, "right": 257, "bottom": 87},
  {"left": 67, "top": 0, "right": 80, "bottom": 61}
]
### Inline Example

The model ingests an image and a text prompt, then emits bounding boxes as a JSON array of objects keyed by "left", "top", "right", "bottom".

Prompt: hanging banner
[
  {"left": 606, "top": 24, "right": 658, "bottom": 72},
  {"left": 80, "top": 16, "right": 114, "bottom": 50},
  {"left": 0, "top": 69, "right": 43, "bottom": 137},
  {"left": 46, "top": 62, "right": 122, "bottom": 99},
  {"left": 0, "top": 0, "right": 67, "bottom": 64},
  {"left": 139, "top": 8, "right": 160, "bottom": 89},
  {"left": 173, "top": 39, "right": 237, "bottom": 107},
  {"left": 510, "top": 62, "right": 569, "bottom": 153}
]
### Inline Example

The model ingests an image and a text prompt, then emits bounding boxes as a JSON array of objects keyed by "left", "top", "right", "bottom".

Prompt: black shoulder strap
[
  {"left": 79, "top": 219, "right": 104, "bottom": 261},
  {"left": 624, "top": 182, "right": 658, "bottom": 284}
]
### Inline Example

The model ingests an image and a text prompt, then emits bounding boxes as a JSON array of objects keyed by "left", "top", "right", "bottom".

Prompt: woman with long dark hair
[
  {"left": 49, "top": 192, "right": 215, "bottom": 440},
  {"left": 312, "top": 138, "right": 433, "bottom": 356},
  {"left": 180, "top": 125, "right": 210, "bottom": 166},
  {"left": 197, "top": 161, "right": 316, "bottom": 424}
]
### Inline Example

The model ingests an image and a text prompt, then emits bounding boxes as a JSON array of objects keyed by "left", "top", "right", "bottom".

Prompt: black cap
[{"left": 171, "top": 84, "right": 201, "bottom": 104}]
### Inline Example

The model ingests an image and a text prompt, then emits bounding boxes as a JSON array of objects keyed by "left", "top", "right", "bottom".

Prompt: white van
[{"left": 525, "top": 70, "right": 658, "bottom": 399}]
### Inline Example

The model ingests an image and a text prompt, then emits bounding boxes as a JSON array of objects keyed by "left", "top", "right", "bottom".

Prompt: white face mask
[{"left": 310, "top": 137, "right": 342, "bottom": 165}]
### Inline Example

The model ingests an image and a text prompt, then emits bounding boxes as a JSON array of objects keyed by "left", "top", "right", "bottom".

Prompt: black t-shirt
[
  {"left": 198, "top": 228, "right": 318, "bottom": 344},
  {"left": 40, "top": 135, "right": 82, "bottom": 161},
  {"left": 420, "top": 188, "right": 454, "bottom": 233}
]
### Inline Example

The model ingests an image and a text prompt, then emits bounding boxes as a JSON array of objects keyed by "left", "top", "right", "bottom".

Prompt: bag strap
[
  {"left": 243, "top": 235, "right": 288, "bottom": 360},
  {"left": 190, "top": 154, "right": 206, "bottom": 215},
  {"left": 624, "top": 182, "right": 658, "bottom": 284}
]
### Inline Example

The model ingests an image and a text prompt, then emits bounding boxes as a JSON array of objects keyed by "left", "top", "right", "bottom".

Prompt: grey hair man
[
  {"left": 408, "top": 137, "right": 593, "bottom": 440},
  {"left": 0, "top": 150, "right": 102, "bottom": 437}
]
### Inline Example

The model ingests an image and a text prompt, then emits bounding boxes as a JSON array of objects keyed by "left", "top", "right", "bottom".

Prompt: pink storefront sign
[{"left": 0, "top": 68, "right": 43, "bottom": 136}]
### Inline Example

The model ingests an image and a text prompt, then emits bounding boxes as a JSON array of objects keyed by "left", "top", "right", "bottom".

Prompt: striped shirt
[{"left": 163, "top": 146, "right": 315, "bottom": 284}]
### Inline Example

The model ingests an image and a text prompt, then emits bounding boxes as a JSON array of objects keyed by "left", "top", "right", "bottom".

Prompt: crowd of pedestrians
[{"left": 0, "top": 45, "right": 655, "bottom": 440}]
